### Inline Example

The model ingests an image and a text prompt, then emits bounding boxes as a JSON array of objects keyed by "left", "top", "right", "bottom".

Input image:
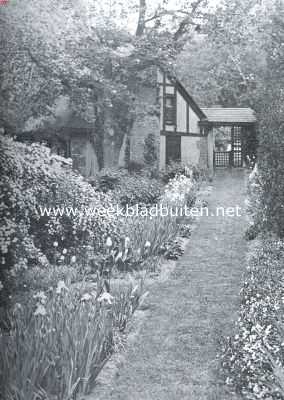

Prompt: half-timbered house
[
  {"left": 17, "top": 69, "right": 257, "bottom": 176},
  {"left": 157, "top": 70, "right": 257, "bottom": 171}
]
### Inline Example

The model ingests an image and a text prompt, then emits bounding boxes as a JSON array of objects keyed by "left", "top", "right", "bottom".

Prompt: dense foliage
[
  {"left": 224, "top": 153, "right": 284, "bottom": 398},
  {"left": 256, "top": 3, "right": 284, "bottom": 238},
  {"left": 222, "top": 238, "right": 284, "bottom": 399},
  {"left": 0, "top": 136, "right": 117, "bottom": 302},
  {"left": 92, "top": 167, "right": 162, "bottom": 207}
]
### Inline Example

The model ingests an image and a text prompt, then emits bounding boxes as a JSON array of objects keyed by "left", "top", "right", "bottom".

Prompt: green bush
[
  {"left": 93, "top": 170, "right": 161, "bottom": 206},
  {"left": 222, "top": 237, "right": 284, "bottom": 399},
  {"left": 90, "top": 168, "right": 162, "bottom": 207},
  {"left": 90, "top": 167, "right": 128, "bottom": 192},
  {"left": 115, "top": 175, "right": 162, "bottom": 207},
  {"left": 0, "top": 136, "right": 117, "bottom": 300},
  {"left": 257, "top": 121, "right": 284, "bottom": 238},
  {"left": 246, "top": 125, "right": 284, "bottom": 240}
]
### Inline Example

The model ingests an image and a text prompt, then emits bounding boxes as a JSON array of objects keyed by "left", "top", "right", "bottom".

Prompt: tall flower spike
[
  {"left": 34, "top": 304, "right": 47, "bottom": 317},
  {"left": 125, "top": 237, "right": 130, "bottom": 249},
  {"left": 56, "top": 280, "right": 69, "bottom": 294},
  {"left": 106, "top": 237, "right": 112, "bottom": 247}
]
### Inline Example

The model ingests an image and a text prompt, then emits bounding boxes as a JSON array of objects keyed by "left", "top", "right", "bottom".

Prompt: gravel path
[{"left": 90, "top": 169, "right": 247, "bottom": 400}]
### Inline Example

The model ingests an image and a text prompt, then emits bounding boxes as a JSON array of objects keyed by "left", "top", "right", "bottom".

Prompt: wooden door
[{"left": 166, "top": 136, "right": 181, "bottom": 164}]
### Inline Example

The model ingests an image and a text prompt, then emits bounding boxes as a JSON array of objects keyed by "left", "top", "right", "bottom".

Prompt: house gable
[{"left": 158, "top": 69, "right": 207, "bottom": 136}]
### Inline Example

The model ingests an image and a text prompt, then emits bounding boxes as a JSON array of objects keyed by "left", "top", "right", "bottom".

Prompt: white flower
[
  {"left": 34, "top": 304, "right": 47, "bottom": 316},
  {"left": 13, "top": 303, "right": 22, "bottom": 313},
  {"left": 125, "top": 237, "right": 130, "bottom": 248},
  {"left": 106, "top": 237, "right": 112, "bottom": 247},
  {"left": 81, "top": 293, "right": 92, "bottom": 302},
  {"left": 56, "top": 280, "right": 69, "bottom": 294},
  {"left": 33, "top": 291, "right": 47, "bottom": 304},
  {"left": 131, "top": 285, "right": 139, "bottom": 297},
  {"left": 62, "top": 248, "right": 67, "bottom": 255},
  {"left": 98, "top": 292, "right": 114, "bottom": 305},
  {"left": 53, "top": 241, "right": 58, "bottom": 247},
  {"left": 115, "top": 251, "right": 123, "bottom": 262},
  {"left": 60, "top": 255, "right": 65, "bottom": 261},
  {"left": 71, "top": 256, "right": 76, "bottom": 263},
  {"left": 144, "top": 241, "right": 151, "bottom": 248}
]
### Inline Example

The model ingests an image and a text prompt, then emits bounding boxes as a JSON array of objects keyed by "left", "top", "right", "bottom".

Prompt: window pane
[{"left": 166, "top": 97, "right": 174, "bottom": 107}]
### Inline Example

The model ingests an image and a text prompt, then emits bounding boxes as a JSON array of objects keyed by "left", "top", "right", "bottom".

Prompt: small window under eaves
[{"left": 165, "top": 94, "right": 176, "bottom": 125}]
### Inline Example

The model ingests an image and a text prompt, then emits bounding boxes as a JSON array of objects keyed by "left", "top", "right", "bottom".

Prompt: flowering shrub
[
  {"left": 0, "top": 136, "right": 117, "bottom": 299},
  {"left": 160, "top": 161, "right": 204, "bottom": 184},
  {"left": 163, "top": 174, "right": 197, "bottom": 208},
  {"left": 222, "top": 238, "right": 284, "bottom": 399}
]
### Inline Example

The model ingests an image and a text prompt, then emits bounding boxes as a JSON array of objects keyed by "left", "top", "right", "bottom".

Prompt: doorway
[
  {"left": 166, "top": 136, "right": 181, "bottom": 164},
  {"left": 214, "top": 126, "right": 243, "bottom": 167}
]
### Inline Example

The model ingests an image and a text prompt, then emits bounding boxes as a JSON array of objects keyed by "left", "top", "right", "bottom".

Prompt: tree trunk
[{"left": 136, "top": 0, "right": 147, "bottom": 36}]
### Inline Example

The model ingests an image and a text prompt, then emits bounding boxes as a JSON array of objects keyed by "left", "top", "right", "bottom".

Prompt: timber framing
[
  {"left": 199, "top": 121, "right": 255, "bottom": 128},
  {"left": 160, "top": 130, "right": 204, "bottom": 137},
  {"left": 158, "top": 80, "right": 207, "bottom": 122}
]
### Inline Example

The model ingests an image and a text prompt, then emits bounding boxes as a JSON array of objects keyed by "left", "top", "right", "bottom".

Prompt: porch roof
[{"left": 201, "top": 108, "right": 257, "bottom": 124}]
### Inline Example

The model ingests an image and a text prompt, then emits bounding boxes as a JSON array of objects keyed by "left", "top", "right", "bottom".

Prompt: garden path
[{"left": 92, "top": 169, "right": 247, "bottom": 400}]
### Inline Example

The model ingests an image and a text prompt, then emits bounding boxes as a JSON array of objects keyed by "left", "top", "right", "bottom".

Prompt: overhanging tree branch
[
  {"left": 173, "top": 0, "right": 207, "bottom": 41},
  {"left": 24, "top": 47, "right": 103, "bottom": 92}
]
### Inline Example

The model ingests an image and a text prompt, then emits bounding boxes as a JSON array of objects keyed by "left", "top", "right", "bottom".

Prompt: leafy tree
[
  {"left": 0, "top": 0, "right": 208, "bottom": 169},
  {"left": 256, "top": 0, "right": 284, "bottom": 237},
  {"left": 176, "top": 0, "right": 267, "bottom": 109}
]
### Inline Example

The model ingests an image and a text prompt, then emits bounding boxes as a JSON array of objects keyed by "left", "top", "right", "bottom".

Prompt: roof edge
[{"left": 162, "top": 70, "right": 207, "bottom": 120}]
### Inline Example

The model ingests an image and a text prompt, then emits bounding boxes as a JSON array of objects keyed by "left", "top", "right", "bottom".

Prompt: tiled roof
[{"left": 201, "top": 108, "right": 257, "bottom": 123}]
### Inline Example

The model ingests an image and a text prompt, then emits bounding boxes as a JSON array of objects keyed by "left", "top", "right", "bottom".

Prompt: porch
[{"left": 200, "top": 108, "right": 257, "bottom": 169}]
